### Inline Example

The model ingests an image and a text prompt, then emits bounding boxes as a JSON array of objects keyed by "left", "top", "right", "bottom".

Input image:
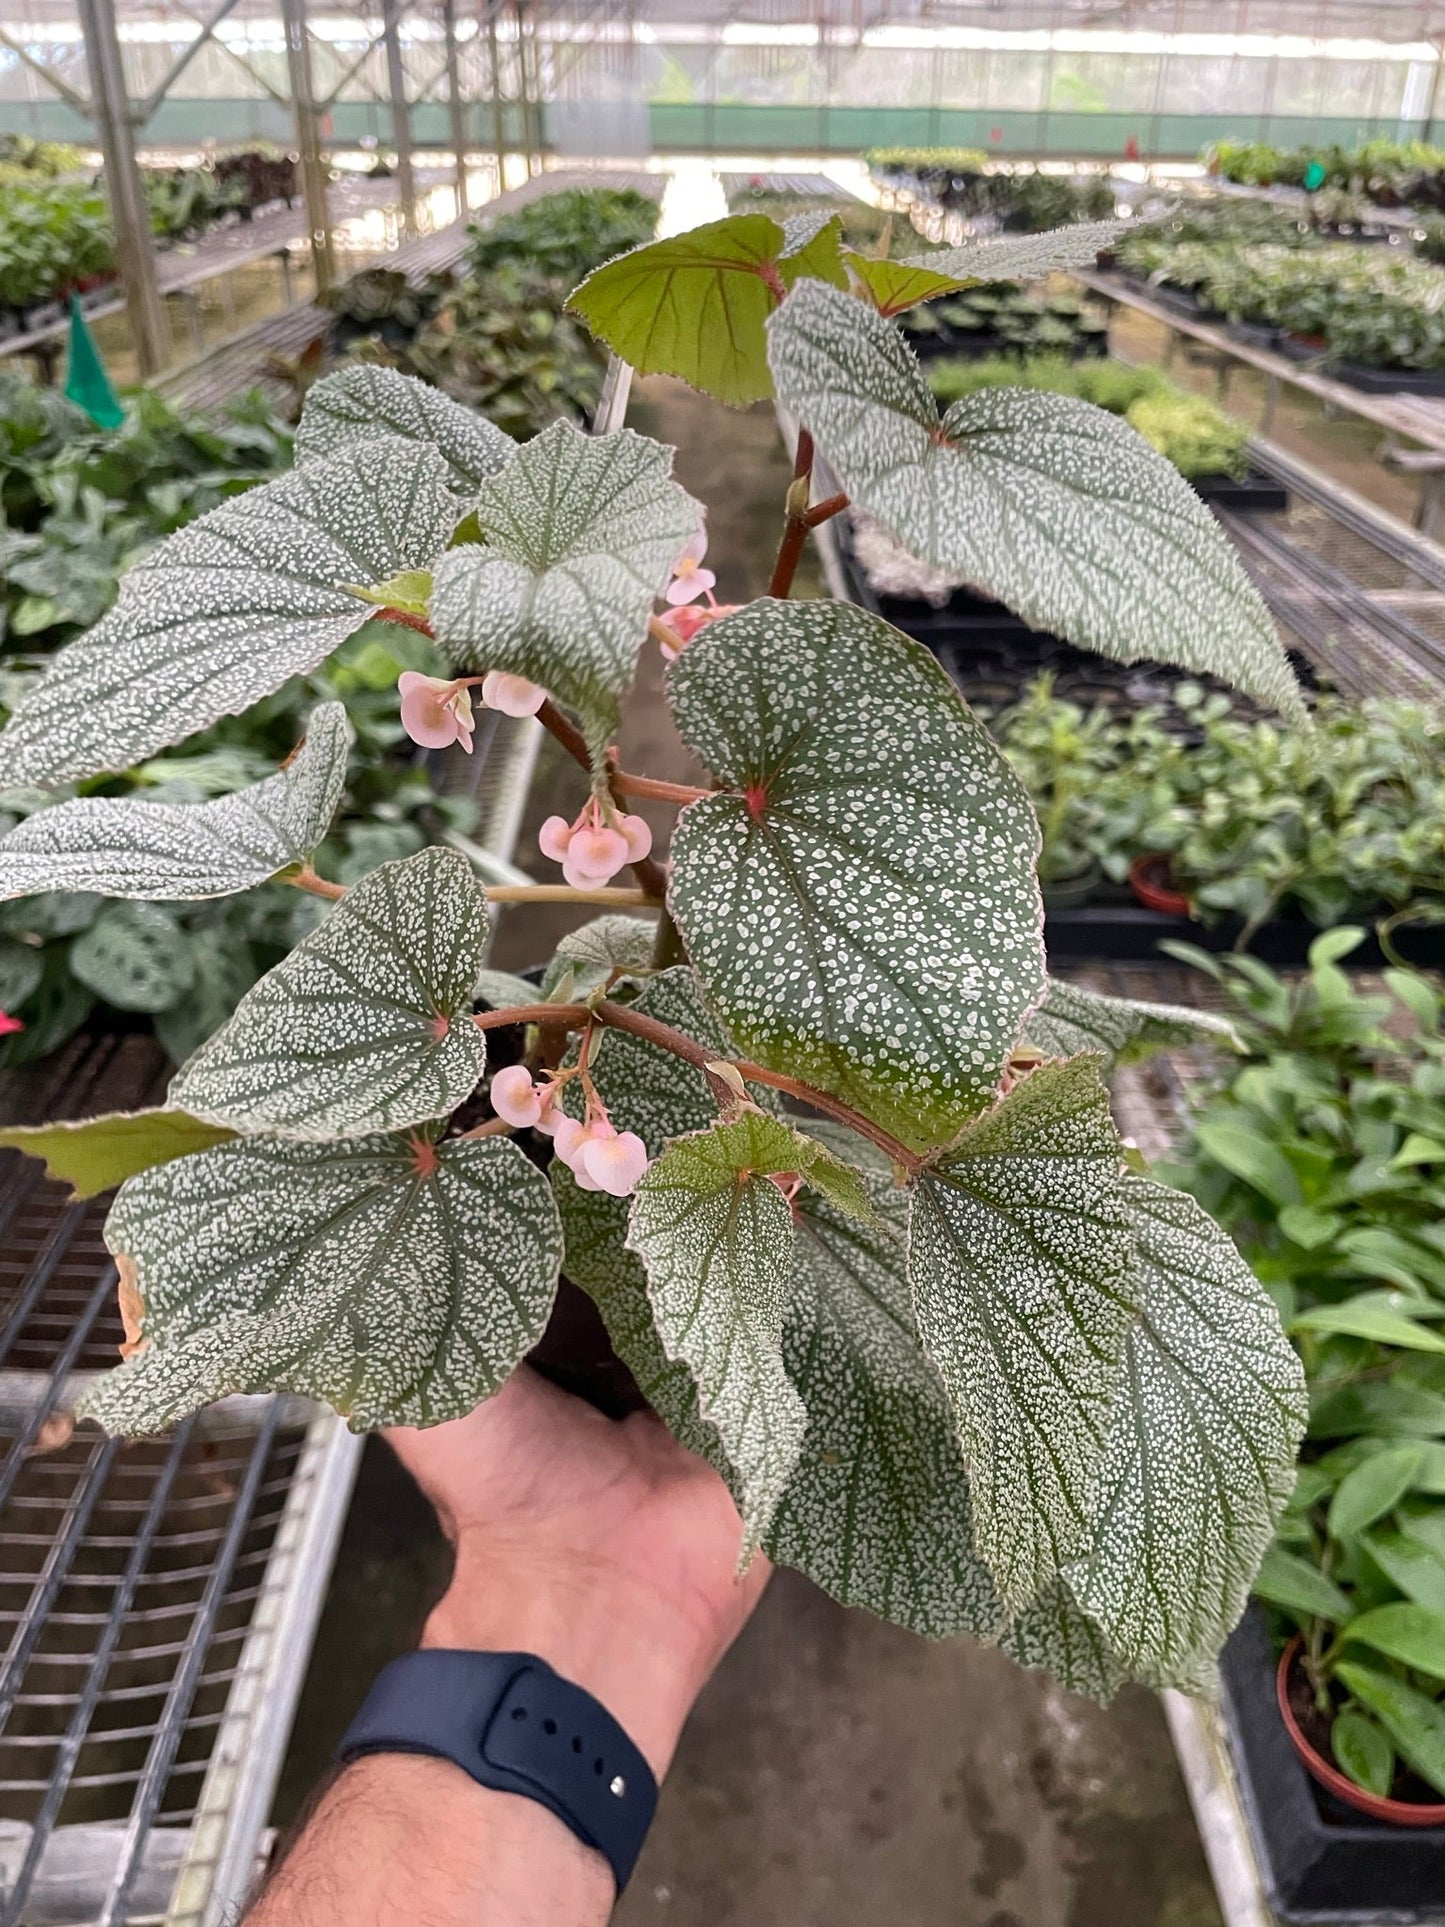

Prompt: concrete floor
[{"left": 275, "top": 375, "right": 1224, "bottom": 1927}]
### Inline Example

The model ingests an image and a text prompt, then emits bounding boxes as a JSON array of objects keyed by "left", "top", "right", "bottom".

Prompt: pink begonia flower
[
  {"left": 656, "top": 602, "right": 741, "bottom": 661},
  {"left": 578, "top": 1129, "right": 649, "bottom": 1197},
  {"left": 541, "top": 804, "right": 652, "bottom": 887},
  {"left": 481, "top": 670, "right": 547, "bottom": 718},
  {"left": 398, "top": 672, "right": 475, "bottom": 753},
  {"left": 490, "top": 1063, "right": 543, "bottom": 1128},
  {"left": 0, "top": 1011, "right": 23, "bottom": 1037},
  {"left": 665, "top": 530, "right": 716, "bottom": 606},
  {"left": 552, "top": 1114, "right": 586, "bottom": 1163}
]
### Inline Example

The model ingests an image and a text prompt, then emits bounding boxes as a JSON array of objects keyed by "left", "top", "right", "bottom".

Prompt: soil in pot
[
  {"left": 1279, "top": 1638, "right": 1445, "bottom": 1828},
  {"left": 1128, "top": 853, "right": 1192, "bottom": 918}
]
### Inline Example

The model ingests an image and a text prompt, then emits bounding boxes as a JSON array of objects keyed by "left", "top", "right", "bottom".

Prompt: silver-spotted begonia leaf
[
  {"left": 170, "top": 847, "right": 488, "bottom": 1139},
  {"left": 430, "top": 422, "right": 702, "bottom": 740},
  {"left": 551, "top": 979, "right": 1002, "bottom": 1633},
  {"left": 1020, "top": 977, "right": 1241, "bottom": 1067},
  {"left": 0, "top": 439, "right": 460, "bottom": 786},
  {"left": 539, "top": 913, "right": 660, "bottom": 1000},
  {"left": 848, "top": 218, "right": 1123, "bottom": 318},
  {"left": 78, "top": 1130, "right": 562, "bottom": 1434},
  {"left": 0, "top": 703, "right": 351, "bottom": 902},
  {"left": 626, "top": 1110, "right": 806, "bottom": 1553},
  {"left": 908, "top": 1056, "right": 1137, "bottom": 1603},
  {"left": 1065, "top": 1178, "right": 1308, "bottom": 1673},
  {"left": 1001, "top": 1579, "right": 1127, "bottom": 1702},
  {"left": 294, "top": 365, "right": 516, "bottom": 492},
  {"left": 666, "top": 599, "right": 1044, "bottom": 1154},
  {"left": 767, "top": 280, "right": 1304, "bottom": 720}
]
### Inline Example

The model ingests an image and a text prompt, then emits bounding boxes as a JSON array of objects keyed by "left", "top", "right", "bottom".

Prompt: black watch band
[{"left": 336, "top": 1650, "right": 658, "bottom": 1893}]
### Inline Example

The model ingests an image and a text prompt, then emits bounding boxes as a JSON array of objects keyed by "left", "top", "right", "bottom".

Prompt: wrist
[{"left": 421, "top": 1539, "right": 710, "bottom": 1779}]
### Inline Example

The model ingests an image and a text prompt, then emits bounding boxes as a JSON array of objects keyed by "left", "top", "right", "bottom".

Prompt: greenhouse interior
[{"left": 5, "top": 1, "right": 1445, "bottom": 1923}]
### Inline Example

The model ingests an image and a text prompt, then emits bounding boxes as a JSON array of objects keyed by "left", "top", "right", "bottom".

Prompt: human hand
[{"left": 386, "top": 1367, "right": 770, "bottom": 1777}]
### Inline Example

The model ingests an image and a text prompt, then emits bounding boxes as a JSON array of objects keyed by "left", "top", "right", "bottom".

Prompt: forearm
[
  {"left": 246, "top": 1543, "right": 708, "bottom": 1927},
  {"left": 248, "top": 1754, "right": 614, "bottom": 1927}
]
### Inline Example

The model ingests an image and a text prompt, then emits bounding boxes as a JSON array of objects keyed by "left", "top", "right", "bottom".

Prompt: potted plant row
[
  {"left": 0, "top": 210, "right": 1314, "bottom": 1726},
  {"left": 1166, "top": 937, "right": 1445, "bottom": 1916}
]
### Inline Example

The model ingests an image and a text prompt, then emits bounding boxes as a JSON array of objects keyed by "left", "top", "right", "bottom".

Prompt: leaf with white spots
[
  {"left": 430, "top": 423, "right": 702, "bottom": 743},
  {"left": 1020, "top": 978, "right": 1241, "bottom": 1068},
  {"left": 1001, "top": 1579, "right": 1126, "bottom": 1703},
  {"left": 170, "top": 847, "right": 488, "bottom": 1139},
  {"left": 568, "top": 213, "right": 848, "bottom": 407},
  {"left": 554, "top": 998, "right": 1001, "bottom": 1633},
  {"left": 78, "top": 1130, "right": 562, "bottom": 1434},
  {"left": 667, "top": 599, "right": 1044, "bottom": 1155},
  {"left": 0, "top": 703, "right": 351, "bottom": 902},
  {"left": 0, "top": 440, "right": 460, "bottom": 787},
  {"left": 626, "top": 1110, "right": 806, "bottom": 1553},
  {"left": 295, "top": 365, "right": 516, "bottom": 492},
  {"left": 473, "top": 968, "right": 548, "bottom": 1013},
  {"left": 1065, "top": 1178, "right": 1308, "bottom": 1673},
  {"left": 849, "top": 219, "right": 1122, "bottom": 317},
  {"left": 540, "top": 913, "right": 659, "bottom": 999},
  {"left": 908, "top": 1057, "right": 1137, "bottom": 1603},
  {"left": 767, "top": 280, "right": 1304, "bottom": 720}
]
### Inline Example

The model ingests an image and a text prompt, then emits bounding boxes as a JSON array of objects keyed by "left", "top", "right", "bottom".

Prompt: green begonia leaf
[
  {"left": 295, "top": 365, "right": 516, "bottom": 492},
  {"left": 1020, "top": 977, "right": 1242, "bottom": 1067},
  {"left": 1066, "top": 1178, "right": 1308, "bottom": 1673},
  {"left": 0, "top": 1107, "right": 235, "bottom": 1199},
  {"left": 0, "top": 703, "right": 351, "bottom": 902},
  {"left": 553, "top": 987, "right": 1003, "bottom": 1635},
  {"left": 568, "top": 212, "right": 849, "bottom": 408},
  {"left": 909, "top": 1057, "right": 1136, "bottom": 1603},
  {"left": 0, "top": 935, "right": 43, "bottom": 1011},
  {"left": 473, "top": 967, "right": 549, "bottom": 1013},
  {"left": 767, "top": 280, "right": 1304, "bottom": 721},
  {"left": 170, "top": 847, "right": 488, "bottom": 1139},
  {"left": 848, "top": 220, "right": 1124, "bottom": 318},
  {"left": 0, "top": 439, "right": 460, "bottom": 787},
  {"left": 79, "top": 1130, "right": 562, "bottom": 1434},
  {"left": 430, "top": 422, "right": 701, "bottom": 741},
  {"left": 666, "top": 599, "right": 1044, "bottom": 1154},
  {"left": 626, "top": 1110, "right": 806, "bottom": 1553},
  {"left": 71, "top": 902, "right": 193, "bottom": 1012}
]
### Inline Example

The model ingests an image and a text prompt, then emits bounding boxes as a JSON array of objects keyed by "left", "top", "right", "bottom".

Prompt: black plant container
[
  {"left": 1329, "top": 361, "right": 1445, "bottom": 397},
  {"left": 1042, "top": 904, "right": 1445, "bottom": 970},
  {"left": 1191, "top": 469, "right": 1290, "bottom": 513},
  {"left": 1220, "top": 1609, "right": 1445, "bottom": 1922}
]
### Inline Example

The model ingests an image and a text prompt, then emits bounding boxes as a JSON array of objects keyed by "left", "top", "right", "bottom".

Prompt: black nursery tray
[
  {"left": 1329, "top": 360, "right": 1445, "bottom": 397},
  {"left": 1042, "top": 903, "right": 1445, "bottom": 970},
  {"left": 1220, "top": 1609, "right": 1445, "bottom": 1923},
  {"left": 1190, "top": 468, "right": 1290, "bottom": 513}
]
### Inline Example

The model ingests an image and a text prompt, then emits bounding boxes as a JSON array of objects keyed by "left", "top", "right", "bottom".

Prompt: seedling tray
[
  {"left": 1219, "top": 1609, "right": 1445, "bottom": 1922},
  {"left": 1329, "top": 360, "right": 1445, "bottom": 396},
  {"left": 1190, "top": 468, "right": 1290, "bottom": 512}
]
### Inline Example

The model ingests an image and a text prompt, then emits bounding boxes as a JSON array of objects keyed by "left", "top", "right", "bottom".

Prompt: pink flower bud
[
  {"left": 551, "top": 1114, "right": 586, "bottom": 1163},
  {"left": 0, "top": 1011, "right": 23, "bottom": 1037},
  {"left": 578, "top": 1129, "right": 650, "bottom": 1197},
  {"left": 618, "top": 814, "right": 653, "bottom": 863},
  {"left": 534, "top": 1083, "right": 562, "bottom": 1136},
  {"left": 538, "top": 815, "right": 573, "bottom": 862},
  {"left": 481, "top": 670, "right": 547, "bottom": 718},
  {"left": 398, "top": 672, "right": 474, "bottom": 753},
  {"left": 490, "top": 1063, "right": 542, "bottom": 1128}
]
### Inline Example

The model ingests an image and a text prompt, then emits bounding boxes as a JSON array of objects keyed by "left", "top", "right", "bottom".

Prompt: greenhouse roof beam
[
  {"left": 0, "top": 24, "right": 90, "bottom": 113},
  {"left": 136, "top": 0, "right": 250, "bottom": 124}
]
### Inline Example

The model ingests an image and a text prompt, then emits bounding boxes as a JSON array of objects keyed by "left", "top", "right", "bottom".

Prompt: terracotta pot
[
  {"left": 1128, "top": 853, "right": 1191, "bottom": 918},
  {"left": 1277, "top": 1638, "right": 1445, "bottom": 1828}
]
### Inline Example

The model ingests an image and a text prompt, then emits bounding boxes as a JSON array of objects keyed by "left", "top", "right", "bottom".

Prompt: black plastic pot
[
  {"left": 1191, "top": 469, "right": 1290, "bottom": 513},
  {"left": 1042, "top": 903, "right": 1445, "bottom": 970},
  {"left": 1228, "top": 318, "right": 1283, "bottom": 352},
  {"left": 1220, "top": 1608, "right": 1445, "bottom": 1922}
]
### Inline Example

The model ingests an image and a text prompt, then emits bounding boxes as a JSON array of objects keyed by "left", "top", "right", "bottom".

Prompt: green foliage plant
[
  {"left": 0, "top": 214, "right": 1312, "bottom": 1700},
  {"left": 1167, "top": 936, "right": 1445, "bottom": 1800}
]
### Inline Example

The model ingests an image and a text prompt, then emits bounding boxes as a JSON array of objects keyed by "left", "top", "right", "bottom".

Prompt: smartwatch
[{"left": 336, "top": 1650, "right": 658, "bottom": 1893}]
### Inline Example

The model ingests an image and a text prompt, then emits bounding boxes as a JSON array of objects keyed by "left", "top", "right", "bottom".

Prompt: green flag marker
[
  {"left": 63, "top": 295, "right": 124, "bottom": 430},
  {"left": 1303, "top": 159, "right": 1327, "bottom": 192}
]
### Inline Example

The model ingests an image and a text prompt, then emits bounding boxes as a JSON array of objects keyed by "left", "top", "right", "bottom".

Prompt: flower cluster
[
  {"left": 489, "top": 1064, "right": 648, "bottom": 1196},
  {"left": 654, "top": 531, "right": 738, "bottom": 660},
  {"left": 539, "top": 798, "right": 652, "bottom": 888},
  {"left": 398, "top": 669, "right": 547, "bottom": 754}
]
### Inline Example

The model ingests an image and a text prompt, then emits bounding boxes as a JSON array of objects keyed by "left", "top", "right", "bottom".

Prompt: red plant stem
[
  {"left": 804, "top": 492, "right": 849, "bottom": 528},
  {"left": 289, "top": 866, "right": 347, "bottom": 900},
  {"left": 468, "top": 1001, "right": 919, "bottom": 1171},
  {"left": 536, "top": 698, "right": 591, "bottom": 771},
  {"left": 769, "top": 428, "right": 820, "bottom": 599},
  {"left": 608, "top": 773, "right": 709, "bottom": 805},
  {"left": 378, "top": 607, "right": 434, "bottom": 635}
]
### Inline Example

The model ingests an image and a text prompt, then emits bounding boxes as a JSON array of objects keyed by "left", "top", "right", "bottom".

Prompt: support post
[
  {"left": 76, "top": 0, "right": 170, "bottom": 378},
  {"left": 381, "top": 0, "right": 420, "bottom": 235},
  {"left": 281, "top": 0, "right": 334, "bottom": 294},
  {"left": 488, "top": 4, "right": 507, "bottom": 191},
  {"left": 443, "top": 0, "right": 470, "bottom": 215}
]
